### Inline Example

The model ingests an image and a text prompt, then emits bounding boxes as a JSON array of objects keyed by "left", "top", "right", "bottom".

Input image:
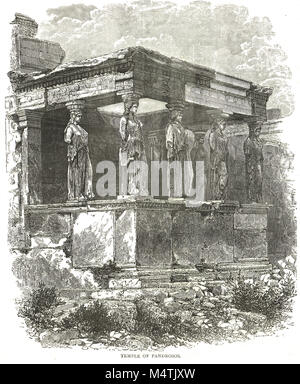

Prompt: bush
[
  {"left": 61, "top": 300, "right": 117, "bottom": 336},
  {"left": 134, "top": 298, "right": 182, "bottom": 340},
  {"left": 232, "top": 270, "right": 296, "bottom": 320},
  {"left": 18, "top": 282, "right": 61, "bottom": 333}
]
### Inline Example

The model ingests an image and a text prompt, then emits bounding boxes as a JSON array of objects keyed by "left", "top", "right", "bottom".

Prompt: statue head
[
  {"left": 70, "top": 110, "right": 82, "bottom": 123},
  {"left": 171, "top": 109, "right": 183, "bottom": 122},
  {"left": 123, "top": 94, "right": 140, "bottom": 116},
  {"left": 167, "top": 102, "right": 185, "bottom": 123},
  {"left": 66, "top": 100, "right": 85, "bottom": 123},
  {"left": 212, "top": 117, "right": 226, "bottom": 132}
]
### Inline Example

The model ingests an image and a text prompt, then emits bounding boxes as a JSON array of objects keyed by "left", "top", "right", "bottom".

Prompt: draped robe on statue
[
  {"left": 166, "top": 121, "right": 195, "bottom": 197},
  {"left": 119, "top": 116, "right": 147, "bottom": 195},
  {"left": 64, "top": 122, "right": 94, "bottom": 200}
]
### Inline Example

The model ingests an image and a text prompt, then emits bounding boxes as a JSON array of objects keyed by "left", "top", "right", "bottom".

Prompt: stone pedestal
[{"left": 25, "top": 199, "right": 271, "bottom": 288}]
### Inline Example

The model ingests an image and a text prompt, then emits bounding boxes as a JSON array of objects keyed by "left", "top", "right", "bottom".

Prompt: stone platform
[{"left": 24, "top": 198, "right": 271, "bottom": 289}]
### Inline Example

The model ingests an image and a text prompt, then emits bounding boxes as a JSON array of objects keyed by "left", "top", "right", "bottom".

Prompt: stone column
[
  {"left": 203, "top": 111, "right": 230, "bottom": 201},
  {"left": 18, "top": 109, "right": 44, "bottom": 206}
]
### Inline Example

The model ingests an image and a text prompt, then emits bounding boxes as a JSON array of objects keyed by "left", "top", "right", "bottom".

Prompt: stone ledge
[
  {"left": 24, "top": 199, "right": 242, "bottom": 214},
  {"left": 239, "top": 203, "right": 271, "bottom": 214}
]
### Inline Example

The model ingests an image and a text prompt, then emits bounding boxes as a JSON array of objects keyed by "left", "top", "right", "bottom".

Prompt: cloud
[
  {"left": 37, "top": 0, "right": 294, "bottom": 115},
  {"left": 46, "top": 4, "right": 97, "bottom": 22}
]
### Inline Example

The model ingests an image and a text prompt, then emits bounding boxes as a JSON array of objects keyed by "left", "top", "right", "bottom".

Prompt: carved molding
[{"left": 185, "top": 83, "right": 252, "bottom": 115}]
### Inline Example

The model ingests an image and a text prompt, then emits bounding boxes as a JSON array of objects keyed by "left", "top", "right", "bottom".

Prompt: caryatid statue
[
  {"left": 244, "top": 120, "right": 264, "bottom": 203},
  {"left": 165, "top": 103, "right": 195, "bottom": 197},
  {"left": 64, "top": 100, "right": 94, "bottom": 201},
  {"left": 119, "top": 94, "right": 148, "bottom": 196},
  {"left": 204, "top": 113, "right": 229, "bottom": 200}
]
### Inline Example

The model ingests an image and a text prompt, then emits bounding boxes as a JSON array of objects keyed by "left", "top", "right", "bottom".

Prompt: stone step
[{"left": 217, "top": 262, "right": 272, "bottom": 271}]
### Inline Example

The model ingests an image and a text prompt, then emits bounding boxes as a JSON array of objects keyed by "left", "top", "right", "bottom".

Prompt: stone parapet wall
[{"left": 19, "top": 199, "right": 270, "bottom": 290}]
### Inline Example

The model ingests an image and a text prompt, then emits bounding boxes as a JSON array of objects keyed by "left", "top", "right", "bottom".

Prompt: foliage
[
  {"left": 232, "top": 258, "right": 296, "bottom": 320},
  {"left": 134, "top": 298, "right": 182, "bottom": 340},
  {"left": 60, "top": 300, "right": 116, "bottom": 336},
  {"left": 18, "top": 282, "right": 61, "bottom": 333}
]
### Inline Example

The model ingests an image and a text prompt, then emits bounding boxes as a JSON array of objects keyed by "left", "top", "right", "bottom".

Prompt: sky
[{"left": 1, "top": 0, "right": 300, "bottom": 115}]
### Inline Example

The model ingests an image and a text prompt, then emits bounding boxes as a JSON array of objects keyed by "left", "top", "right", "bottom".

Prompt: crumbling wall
[{"left": 10, "top": 13, "right": 65, "bottom": 73}]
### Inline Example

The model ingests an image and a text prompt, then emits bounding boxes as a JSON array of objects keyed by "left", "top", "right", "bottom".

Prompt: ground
[{"left": 17, "top": 256, "right": 296, "bottom": 350}]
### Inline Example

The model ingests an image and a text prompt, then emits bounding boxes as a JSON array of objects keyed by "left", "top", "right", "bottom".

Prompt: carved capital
[
  {"left": 206, "top": 110, "right": 231, "bottom": 125},
  {"left": 122, "top": 92, "right": 142, "bottom": 106},
  {"left": 66, "top": 99, "right": 86, "bottom": 114}
]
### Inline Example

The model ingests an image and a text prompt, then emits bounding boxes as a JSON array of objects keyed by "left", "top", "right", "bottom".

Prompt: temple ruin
[{"left": 6, "top": 13, "right": 291, "bottom": 292}]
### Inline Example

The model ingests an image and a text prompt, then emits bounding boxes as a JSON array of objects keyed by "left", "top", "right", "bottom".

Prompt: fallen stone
[
  {"left": 192, "top": 298, "right": 203, "bottom": 307},
  {"left": 271, "top": 273, "right": 281, "bottom": 280},
  {"left": 236, "top": 311, "right": 267, "bottom": 323},
  {"left": 40, "top": 329, "right": 80, "bottom": 346},
  {"left": 164, "top": 297, "right": 174, "bottom": 305},
  {"left": 91, "top": 342, "right": 106, "bottom": 349},
  {"left": 272, "top": 268, "right": 281, "bottom": 274},
  {"left": 196, "top": 319, "right": 204, "bottom": 326},
  {"left": 117, "top": 335, "right": 153, "bottom": 350},
  {"left": 179, "top": 310, "right": 193, "bottom": 323},
  {"left": 217, "top": 322, "right": 230, "bottom": 328},
  {"left": 153, "top": 291, "right": 169, "bottom": 303},
  {"left": 170, "top": 289, "right": 196, "bottom": 300},
  {"left": 202, "top": 302, "right": 216, "bottom": 309},
  {"left": 196, "top": 290, "right": 205, "bottom": 299},
  {"left": 123, "top": 290, "right": 144, "bottom": 300},
  {"left": 164, "top": 301, "right": 182, "bottom": 313},
  {"left": 212, "top": 285, "right": 228, "bottom": 296},
  {"left": 193, "top": 311, "right": 206, "bottom": 318},
  {"left": 110, "top": 331, "right": 123, "bottom": 339},
  {"left": 68, "top": 338, "right": 90, "bottom": 347},
  {"left": 208, "top": 297, "right": 220, "bottom": 303},
  {"left": 109, "top": 278, "right": 142, "bottom": 289},
  {"left": 91, "top": 290, "right": 121, "bottom": 300},
  {"left": 255, "top": 331, "right": 267, "bottom": 337}
]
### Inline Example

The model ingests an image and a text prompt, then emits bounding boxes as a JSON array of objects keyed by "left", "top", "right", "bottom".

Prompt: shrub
[
  {"left": 61, "top": 300, "right": 116, "bottom": 336},
  {"left": 232, "top": 271, "right": 296, "bottom": 320},
  {"left": 18, "top": 282, "right": 61, "bottom": 333},
  {"left": 134, "top": 298, "right": 182, "bottom": 340}
]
